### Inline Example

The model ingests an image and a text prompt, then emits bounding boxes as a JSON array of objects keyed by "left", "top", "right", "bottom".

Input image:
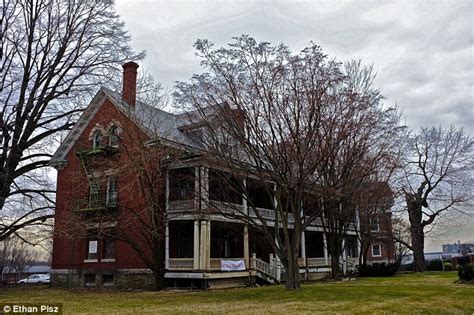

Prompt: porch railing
[
  {"left": 168, "top": 258, "right": 194, "bottom": 270},
  {"left": 307, "top": 257, "right": 330, "bottom": 267}
]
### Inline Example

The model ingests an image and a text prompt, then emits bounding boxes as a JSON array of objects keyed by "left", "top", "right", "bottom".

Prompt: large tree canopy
[
  {"left": 175, "top": 36, "right": 402, "bottom": 289},
  {"left": 0, "top": 0, "right": 144, "bottom": 240}
]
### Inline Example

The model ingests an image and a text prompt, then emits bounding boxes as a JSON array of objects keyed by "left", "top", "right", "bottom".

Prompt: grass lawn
[{"left": 0, "top": 272, "right": 473, "bottom": 314}]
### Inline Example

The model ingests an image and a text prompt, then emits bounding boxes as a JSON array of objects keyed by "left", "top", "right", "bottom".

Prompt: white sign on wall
[
  {"left": 221, "top": 259, "right": 245, "bottom": 271},
  {"left": 89, "top": 240, "right": 98, "bottom": 254}
]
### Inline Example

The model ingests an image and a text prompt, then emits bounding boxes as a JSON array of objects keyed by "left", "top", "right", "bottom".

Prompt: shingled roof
[{"left": 49, "top": 87, "right": 204, "bottom": 167}]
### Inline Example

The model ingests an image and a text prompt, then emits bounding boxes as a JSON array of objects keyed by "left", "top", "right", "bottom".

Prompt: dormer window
[
  {"left": 109, "top": 126, "right": 119, "bottom": 148},
  {"left": 92, "top": 130, "right": 103, "bottom": 148}
]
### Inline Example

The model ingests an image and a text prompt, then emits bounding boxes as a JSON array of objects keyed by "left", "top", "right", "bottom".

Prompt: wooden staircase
[{"left": 251, "top": 255, "right": 285, "bottom": 284}]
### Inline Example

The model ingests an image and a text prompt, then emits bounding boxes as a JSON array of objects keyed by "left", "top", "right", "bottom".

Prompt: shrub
[
  {"left": 443, "top": 262, "right": 453, "bottom": 271},
  {"left": 398, "top": 263, "right": 413, "bottom": 272},
  {"left": 426, "top": 259, "right": 443, "bottom": 271},
  {"left": 458, "top": 261, "right": 474, "bottom": 282},
  {"left": 357, "top": 263, "right": 399, "bottom": 277}
]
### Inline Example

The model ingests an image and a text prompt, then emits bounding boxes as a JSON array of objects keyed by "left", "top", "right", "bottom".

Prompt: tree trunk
[
  {"left": 410, "top": 224, "right": 426, "bottom": 272},
  {"left": 284, "top": 254, "right": 300, "bottom": 290},
  {"left": 330, "top": 252, "right": 341, "bottom": 279},
  {"left": 153, "top": 268, "right": 164, "bottom": 291},
  {"left": 407, "top": 197, "right": 427, "bottom": 272}
]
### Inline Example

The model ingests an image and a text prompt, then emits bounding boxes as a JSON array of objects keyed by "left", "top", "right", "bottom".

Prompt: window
[
  {"left": 103, "top": 239, "right": 116, "bottom": 259},
  {"left": 169, "top": 168, "right": 195, "bottom": 201},
  {"left": 102, "top": 274, "right": 114, "bottom": 286},
  {"left": 89, "top": 180, "right": 100, "bottom": 206},
  {"left": 372, "top": 244, "right": 382, "bottom": 257},
  {"left": 84, "top": 274, "right": 96, "bottom": 287},
  {"left": 247, "top": 178, "right": 274, "bottom": 209},
  {"left": 370, "top": 217, "right": 379, "bottom": 232},
  {"left": 86, "top": 240, "right": 98, "bottom": 259},
  {"left": 106, "top": 178, "right": 118, "bottom": 206},
  {"left": 91, "top": 130, "right": 103, "bottom": 148},
  {"left": 108, "top": 126, "right": 119, "bottom": 147},
  {"left": 209, "top": 170, "right": 242, "bottom": 204},
  {"left": 346, "top": 236, "right": 359, "bottom": 258},
  {"left": 305, "top": 231, "right": 324, "bottom": 258}
]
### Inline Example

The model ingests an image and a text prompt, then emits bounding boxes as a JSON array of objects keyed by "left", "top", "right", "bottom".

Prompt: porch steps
[
  {"left": 207, "top": 278, "right": 247, "bottom": 290},
  {"left": 255, "top": 272, "right": 275, "bottom": 284}
]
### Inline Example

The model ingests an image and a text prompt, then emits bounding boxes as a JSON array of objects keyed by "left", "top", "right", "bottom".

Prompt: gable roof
[{"left": 49, "top": 87, "right": 203, "bottom": 167}]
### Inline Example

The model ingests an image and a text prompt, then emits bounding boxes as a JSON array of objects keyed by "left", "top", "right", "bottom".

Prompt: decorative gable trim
[{"left": 49, "top": 90, "right": 109, "bottom": 168}]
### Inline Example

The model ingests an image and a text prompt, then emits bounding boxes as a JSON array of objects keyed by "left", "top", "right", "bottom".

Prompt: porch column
[
  {"left": 165, "top": 170, "right": 169, "bottom": 212},
  {"left": 242, "top": 179, "right": 249, "bottom": 269},
  {"left": 323, "top": 232, "right": 329, "bottom": 265},
  {"left": 301, "top": 229, "right": 306, "bottom": 267},
  {"left": 244, "top": 225, "right": 249, "bottom": 269},
  {"left": 342, "top": 238, "right": 347, "bottom": 275},
  {"left": 200, "top": 220, "right": 207, "bottom": 269},
  {"left": 205, "top": 220, "right": 211, "bottom": 270},
  {"left": 165, "top": 223, "right": 169, "bottom": 269},
  {"left": 193, "top": 220, "right": 200, "bottom": 269},
  {"left": 201, "top": 167, "right": 209, "bottom": 210}
]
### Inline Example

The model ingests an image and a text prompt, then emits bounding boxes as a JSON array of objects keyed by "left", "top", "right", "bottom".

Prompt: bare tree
[
  {"left": 391, "top": 217, "right": 411, "bottom": 265},
  {"left": 0, "top": 236, "right": 38, "bottom": 279},
  {"left": 105, "top": 119, "right": 181, "bottom": 291},
  {"left": 175, "top": 36, "right": 402, "bottom": 289},
  {"left": 400, "top": 126, "right": 473, "bottom": 271},
  {"left": 0, "top": 0, "right": 144, "bottom": 241}
]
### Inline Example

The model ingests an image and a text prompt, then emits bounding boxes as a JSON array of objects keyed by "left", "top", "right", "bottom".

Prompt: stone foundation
[{"left": 51, "top": 269, "right": 155, "bottom": 290}]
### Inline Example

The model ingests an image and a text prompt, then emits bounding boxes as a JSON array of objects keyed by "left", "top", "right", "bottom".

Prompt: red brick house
[{"left": 50, "top": 62, "right": 395, "bottom": 289}]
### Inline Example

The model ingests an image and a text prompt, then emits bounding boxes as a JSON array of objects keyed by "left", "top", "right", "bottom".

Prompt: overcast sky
[{"left": 115, "top": 0, "right": 473, "bottom": 251}]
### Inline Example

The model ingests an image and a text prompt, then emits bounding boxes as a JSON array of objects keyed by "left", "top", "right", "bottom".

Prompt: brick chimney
[{"left": 122, "top": 61, "right": 139, "bottom": 107}]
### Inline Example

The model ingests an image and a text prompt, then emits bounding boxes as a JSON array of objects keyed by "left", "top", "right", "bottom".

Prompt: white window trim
[{"left": 372, "top": 244, "right": 382, "bottom": 257}]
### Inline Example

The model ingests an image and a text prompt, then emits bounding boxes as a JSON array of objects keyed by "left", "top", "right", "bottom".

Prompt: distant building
[{"left": 442, "top": 241, "right": 474, "bottom": 255}]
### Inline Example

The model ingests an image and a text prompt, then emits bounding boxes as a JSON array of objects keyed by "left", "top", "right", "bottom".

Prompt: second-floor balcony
[{"left": 167, "top": 198, "right": 325, "bottom": 228}]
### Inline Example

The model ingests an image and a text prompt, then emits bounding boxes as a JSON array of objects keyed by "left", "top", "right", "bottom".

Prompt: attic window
[
  {"left": 109, "top": 126, "right": 119, "bottom": 148},
  {"left": 92, "top": 130, "right": 103, "bottom": 148}
]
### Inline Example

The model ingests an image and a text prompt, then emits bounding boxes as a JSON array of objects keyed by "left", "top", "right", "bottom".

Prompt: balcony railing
[
  {"left": 168, "top": 200, "right": 195, "bottom": 213},
  {"left": 208, "top": 201, "right": 245, "bottom": 217}
]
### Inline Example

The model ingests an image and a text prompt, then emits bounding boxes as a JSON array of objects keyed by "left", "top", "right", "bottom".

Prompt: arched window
[
  {"left": 91, "top": 130, "right": 103, "bottom": 148},
  {"left": 109, "top": 126, "right": 119, "bottom": 148}
]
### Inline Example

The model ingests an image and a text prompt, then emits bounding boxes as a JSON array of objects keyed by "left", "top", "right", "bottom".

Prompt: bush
[
  {"left": 427, "top": 259, "right": 443, "bottom": 271},
  {"left": 458, "top": 261, "right": 474, "bottom": 282},
  {"left": 443, "top": 262, "right": 453, "bottom": 271},
  {"left": 398, "top": 263, "right": 413, "bottom": 272},
  {"left": 357, "top": 263, "right": 399, "bottom": 277}
]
